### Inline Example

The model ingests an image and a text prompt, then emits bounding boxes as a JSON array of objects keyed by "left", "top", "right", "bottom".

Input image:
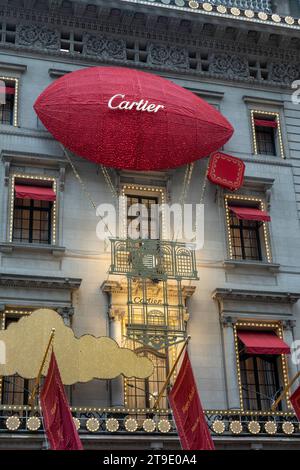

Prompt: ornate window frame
[
  {"left": 224, "top": 193, "right": 272, "bottom": 263},
  {"left": 0, "top": 76, "right": 19, "bottom": 127},
  {"left": 120, "top": 184, "right": 167, "bottom": 240},
  {"left": 250, "top": 109, "right": 285, "bottom": 159},
  {"left": 8, "top": 173, "right": 58, "bottom": 245},
  {"left": 233, "top": 320, "right": 291, "bottom": 412}
]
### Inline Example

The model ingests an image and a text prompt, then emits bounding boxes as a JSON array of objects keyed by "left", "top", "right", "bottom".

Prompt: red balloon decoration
[
  {"left": 207, "top": 151, "right": 245, "bottom": 191},
  {"left": 34, "top": 67, "right": 234, "bottom": 171}
]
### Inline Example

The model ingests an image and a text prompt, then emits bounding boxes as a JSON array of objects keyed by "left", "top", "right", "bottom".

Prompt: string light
[
  {"left": 121, "top": 184, "right": 166, "bottom": 239},
  {"left": 9, "top": 174, "right": 57, "bottom": 244},
  {"left": 234, "top": 321, "right": 290, "bottom": 411},
  {"left": 250, "top": 110, "right": 285, "bottom": 159},
  {"left": 225, "top": 194, "right": 272, "bottom": 263},
  {"left": 0, "top": 77, "right": 19, "bottom": 127}
]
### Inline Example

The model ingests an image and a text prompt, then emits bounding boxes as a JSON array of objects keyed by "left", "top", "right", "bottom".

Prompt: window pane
[
  {"left": 239, "top": 344, "right": 281, "bottom": 411},
  {"left": 0, "top": 80, "right": 15, "bottom": 125},
  {"left": 126, "top": 194, "right": 159, "bottom": 239},
  {"left": 13, "top": 195, "right": 52, "bottom": 244},
  {"left": 229, "top": 213, "right": 262, "bottom": 261},
  {"left": 255, "top": 126, "right": 276, "bottom": 156}
]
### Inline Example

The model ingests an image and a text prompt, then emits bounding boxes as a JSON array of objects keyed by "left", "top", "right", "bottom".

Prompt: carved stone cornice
[
  {"left": 212, "top": 288, "right": 300, "bottom": 304},
  {"left": 0, "top": 61, "right": 27, "bottom": 73},
  {"left": 101, "top": 279, "right": 196, "bottom": 298},
  {"left": 0, "top": 274, "right": 82, "bottom": 290},
  {"left": 0, "top": 4, "right": 299, "bottom": 89}
]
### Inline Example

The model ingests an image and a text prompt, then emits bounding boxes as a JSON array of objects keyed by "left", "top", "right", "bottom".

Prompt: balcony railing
[
  {"left": 109, "top": 239, "right": 198, "bottom": 281},
  {"left": 0, "top": 406, "right": 299, "bottom": 439}
]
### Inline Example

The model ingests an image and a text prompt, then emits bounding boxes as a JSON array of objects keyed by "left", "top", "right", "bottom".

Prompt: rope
[
  {"left": 173, "top": 163, "right": 195, "bottom": 242},
  {"left": 61, "top": 144, "right": 97, "bottom": 210},
  {"left": 100, "top": 165, "right": 119, "bottom": 200},
  {"left": 61, "top": 145, "right": 114, "bottom": 237}
]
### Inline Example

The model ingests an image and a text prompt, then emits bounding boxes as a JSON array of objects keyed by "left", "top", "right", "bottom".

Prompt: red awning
[
  {"left": 230, "top": 206, "right": 271, "bottom": 222},
  {"left": 238, "top": 330, "right": 290, "bottom": 355},
  {"left": 254, "top": 119, "right": 278, "bottom": 128},
  {"left": 15, "top": 184, "right": 56, "bottom": 202},
  {"left": 0, "top": 86, "right": 15, "bottom": 95}
]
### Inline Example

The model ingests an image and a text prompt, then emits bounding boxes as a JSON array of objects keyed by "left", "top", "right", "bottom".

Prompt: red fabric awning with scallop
[{"left": 238, "top": 330, "right": 290, "bottom": 355}]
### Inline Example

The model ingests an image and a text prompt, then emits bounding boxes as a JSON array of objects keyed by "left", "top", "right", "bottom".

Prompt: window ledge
[
  {"left": 0, "top": 242, "right": 65, "bottom": 257},
  {"left": 223, "top": 259, "right": 280, "bottom": 273}
]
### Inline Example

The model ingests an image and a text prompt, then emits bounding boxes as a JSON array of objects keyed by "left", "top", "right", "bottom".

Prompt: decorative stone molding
[
  {"left": 83, "top": 34, "right": 126, "bottom": 61},
  {"left": 210, "top": 54, "right": 249, "bottom": 79},
  {"left": 0, "top": 12, "right": 299, "bottom": 88},
  {"left": 109, "top": 307, "right": 126, "bottom": 321},
  {"left": 223, "top": 260, "right": 280, "bottom": 273},
  {"left": 16, "top": 24, "right": 60, "bottom": 50},
  {"left": 57, "top": 306, "right": 74, "bottom": 325},
  {"left": 102, "top": 279, "right": 196, "bottom": 298},
  {"left": 220, "top": 315, "right": 238, "bottom": 328},
  {"left": 0, "top": 274, "right": 81, "bottom": 290},
  {"left": 3, "top": 160, "right": 11, "bottom": 187},
  {"left": 0, "top": 242, "right": 66, "bottom": 257},
  {"left": 0, "top": 62, "right": 27, "bottom": 73},
  {"left": 148, "top": 44, "right": 189, "bottom": 69},
  {"left": 270, "top": 62, "right": 300, "bottom": 83},
  {"left": 213, "top": 289, "right": 300, "bottom": 305},
  {"left": 282, "top": 320, "right": 297, "bottom": 330}
]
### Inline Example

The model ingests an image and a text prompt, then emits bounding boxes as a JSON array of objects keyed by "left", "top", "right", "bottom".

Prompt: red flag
[
  {"left": 40, "top": 351, "right": 83, "bottom": 450},
  {"left": 169, "top": 351, "right": 214, "bottom": 450},
  {"left": 290, "top": 385, "right": 300, "bottom": 421}
]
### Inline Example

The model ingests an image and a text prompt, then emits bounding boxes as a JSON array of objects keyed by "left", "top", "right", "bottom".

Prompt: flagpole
[
  {"left": 29, "top": 328, "right": 55, "bottom": 410},
  {"left": 153, "top": 335, "right": 191, "bottom": 410},
  {"left": 271, "top": 369, "right": 300, "bottom": 411}
]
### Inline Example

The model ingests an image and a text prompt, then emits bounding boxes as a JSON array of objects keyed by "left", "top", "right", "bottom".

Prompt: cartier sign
[
  {"left": 108, "top": 94, "right": 165, "bottom": 113},
  {"left": 133, "top": 297, "right": 162, "bottom": 305}
]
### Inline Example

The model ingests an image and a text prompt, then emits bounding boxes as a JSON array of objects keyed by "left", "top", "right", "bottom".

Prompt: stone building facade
[{"left": 0, "top": 0, "right": 300, "bottom": 450}]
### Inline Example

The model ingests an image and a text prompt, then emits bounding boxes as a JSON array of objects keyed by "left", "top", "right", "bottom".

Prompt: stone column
[
  {"left": 57, "top": 307, "right": 74, "bottom": 327},
  {"left": 283, "top": 320, "right": 298, "bottom": 394},
  {"left": 221, "top": 316, "right": 241, "bottom": 410},
  {"left": 109, "top": 308, "right": 125, "bottom": 407}
]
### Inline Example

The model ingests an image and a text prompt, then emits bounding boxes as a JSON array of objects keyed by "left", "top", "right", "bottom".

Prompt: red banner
[
  {"left": 40, "top": 351, "right": 83, "bottom": 450},
  {"left": 168, "top": 351, "right": 215, "bottom": 450},
  {"left": 290, "top": 385, "right": 300, "bottom": 421}
]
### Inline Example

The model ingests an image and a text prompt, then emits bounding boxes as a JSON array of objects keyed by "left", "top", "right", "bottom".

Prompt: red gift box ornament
[{"left": 207, "top": 152, "right": 245, "bottom": 191}]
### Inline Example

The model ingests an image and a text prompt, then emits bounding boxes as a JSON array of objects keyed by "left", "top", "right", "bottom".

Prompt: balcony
[
  {"left": 109, "top": 239, "right": 198, "bottom": 281},
  {"left": 0, "top": 406, "right": 300, "bottom": 449}
]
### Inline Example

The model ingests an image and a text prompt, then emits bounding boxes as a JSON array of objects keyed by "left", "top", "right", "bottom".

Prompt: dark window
[
  {"left": 1, "top": 317, "right": 35, "bottom": 406},
  {"left": 229, "top": 211, "right": 262, "bottom": 261},
  {"left": 126, "top": 347, "right": 168, "bottom": 409},
  {"left": 0, "top": 80, "right": 15, "bottom": 125},
  {"left": 239, "top": 343, "right": 282, "bottom": 411},
  {"left": 126, "top": 195, "right": 159, "bottom": 239},
  {"left": 1, "top": 375, "right": 35, "bottom": 406},
  {"left": 254, "top": 118, "right": 277, "bottom": 156},
  {"left": 13, "top": 197, "right": 52, "bottom": 244}
]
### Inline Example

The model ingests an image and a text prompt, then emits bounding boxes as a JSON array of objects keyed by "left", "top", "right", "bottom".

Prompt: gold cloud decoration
[{"left": 0, "top": 309, "right": 153, "bottom": 384}]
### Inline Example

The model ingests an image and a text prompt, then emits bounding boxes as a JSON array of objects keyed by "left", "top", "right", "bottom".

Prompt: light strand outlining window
[
  {"left": 229, "top": 212, "right": 262, "bottom": 261},
  {"left": 239, "top": 340, "right": 282, "bottom": 411},
  {"left": 250, "top": 110, "right": 285, "bottom": 159},
  {"left": 9, "top": 175, "right": 57, "bottom": 245},
  {"left": 0, "top": 78, "right": 18, "bottom": 126}
]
